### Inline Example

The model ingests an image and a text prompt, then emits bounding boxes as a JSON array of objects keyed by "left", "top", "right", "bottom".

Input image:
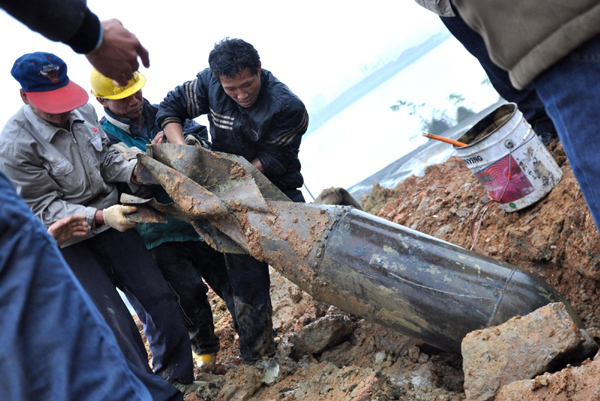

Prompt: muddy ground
[{"left": 178, "top": 139, "right": 600, "bottom": 400}]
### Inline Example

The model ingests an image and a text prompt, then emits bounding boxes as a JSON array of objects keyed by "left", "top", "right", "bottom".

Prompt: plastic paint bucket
[{"left": 454, "top": 103, "right": 562, "bottom": 212}]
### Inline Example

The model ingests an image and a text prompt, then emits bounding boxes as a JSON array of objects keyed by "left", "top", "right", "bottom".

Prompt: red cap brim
[{"left": 26, "top": 80, "right": 89, "bottom": 114}]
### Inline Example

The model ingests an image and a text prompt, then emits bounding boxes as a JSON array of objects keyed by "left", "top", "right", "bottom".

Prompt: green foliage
[
  {"left": 456, "top": 106, "right": 476, "bottom": 122},
  {"left": 390, "top": 93, "right": 476, "bottom": 135}
]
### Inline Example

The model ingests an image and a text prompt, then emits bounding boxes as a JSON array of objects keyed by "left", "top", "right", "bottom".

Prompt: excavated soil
[{"left": 176, "top": 139, "right": 600, "bottom": 401}]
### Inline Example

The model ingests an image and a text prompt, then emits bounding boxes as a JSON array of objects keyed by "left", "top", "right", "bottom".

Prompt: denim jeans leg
[
  {"left": 534, "top": 35, "right": 600, "bottom": 231},
  {"left": 0, "top": 172, "right": 181, "bottom": 401}
]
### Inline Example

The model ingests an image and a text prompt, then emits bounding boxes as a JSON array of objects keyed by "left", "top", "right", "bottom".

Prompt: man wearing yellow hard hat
[{"left": 91, "top": 69, "right": 236, "bottom": 380}]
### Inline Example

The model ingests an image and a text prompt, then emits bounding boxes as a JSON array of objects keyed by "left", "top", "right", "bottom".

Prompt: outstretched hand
[
  {"left": 151, "top": 131, "right": 166, "bottom": 145},
  {"left": 48, "top": 215, "right": 89, "bottom": 246},
  {"left": 85, "top": 19, "right": 150, "bottom": 86}
]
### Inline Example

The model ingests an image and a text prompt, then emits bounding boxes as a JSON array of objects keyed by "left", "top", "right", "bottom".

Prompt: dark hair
[{"left": 208, "top": 38, "right": 261, "bottom": 80}]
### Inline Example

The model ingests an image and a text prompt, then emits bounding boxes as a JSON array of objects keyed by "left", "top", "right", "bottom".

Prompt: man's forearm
[{"left": 163, "top": 122, "right": 186, "bottom": 145}]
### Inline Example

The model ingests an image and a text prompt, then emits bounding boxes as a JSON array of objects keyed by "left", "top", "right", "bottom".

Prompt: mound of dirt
[{"left": 182, "top": 140, "right": 600, "bottom": 401}]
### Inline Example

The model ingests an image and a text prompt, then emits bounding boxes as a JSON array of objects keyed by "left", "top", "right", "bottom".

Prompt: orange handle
[{"left": 422, "top": 133, "right": 468, "bottom": 147}]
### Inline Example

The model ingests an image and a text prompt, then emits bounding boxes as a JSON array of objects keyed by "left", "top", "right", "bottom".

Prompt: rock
[
  {"left": 287, "top": 285, "right": 303, "bottom": 303},
  {"left": 462, "top": 302, "right": 597, "bottom": 401},
  {"left": 260, "top": 358, "right": 280, "bottom": 386},
  {"left": 314, "top": 187, "right": 363, "bottom": 210},
  {"left": 349, "top": 375, "right": 378, "bottom": 401},
  {"left": 495, "top": 357, "right": 600, "bottom": 400},
  {"left": 193, "top": 377, "right": 225, "bottom": 401},
  {"left": 408, "top": 345, "right": 421, "bottom": 363},
  {"left": 288, "top": 314, "right": 354, "bottom": 357},
  {"left": 375, "top": 351, "right": 387, "bottom": 364},
  {"left": 218, "top": 364, "right": 262, "bottom": 401}
]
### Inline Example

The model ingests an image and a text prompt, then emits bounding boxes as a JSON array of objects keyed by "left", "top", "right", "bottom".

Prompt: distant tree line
[{"left": 390, "top": 93, "right": 477, "bottom": 135}]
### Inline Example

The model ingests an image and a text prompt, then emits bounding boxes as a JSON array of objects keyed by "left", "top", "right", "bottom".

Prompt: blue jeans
[
  {"left": 0, "top": 171, "right": 181, "bottom": 401},
  {"left": 534, "top": 35, "right": 600, "bottom": 231},
  {"left": 440, "top": 14, "right": 556, "bottom": 136}
]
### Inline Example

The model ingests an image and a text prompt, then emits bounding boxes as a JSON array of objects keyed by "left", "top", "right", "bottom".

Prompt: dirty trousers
[
  {"left": 0, "top": 171, "right": 181, "bottom": 401},
  {"left": 151, "top": 239, "right": 273, "bottom": 361},
  {"left": 224, "top": 253, "right": 275, "bottom": 361},
  {"left": 151, "top": 240, "right": 236, "bottom": 355},
  {"left": 223, "top": 188, "right": 306, "bottom": 361},
  {"left": 60, "top": 228, "right": 194, "bottom": 384}
]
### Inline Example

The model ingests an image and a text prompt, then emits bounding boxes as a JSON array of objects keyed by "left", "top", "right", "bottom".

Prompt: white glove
[{"left": 103, "top": 205, "right": 137, "bottom": 232}]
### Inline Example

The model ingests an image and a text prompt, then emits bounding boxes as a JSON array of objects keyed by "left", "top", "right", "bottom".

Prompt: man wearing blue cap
[{"left": 0, "top": 52, "right": 200, "bottom": 395}]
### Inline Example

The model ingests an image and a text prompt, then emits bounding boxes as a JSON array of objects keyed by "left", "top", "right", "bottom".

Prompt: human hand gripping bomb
[{"left": 102, "top": 205, "right": 138, "bottom": 232}]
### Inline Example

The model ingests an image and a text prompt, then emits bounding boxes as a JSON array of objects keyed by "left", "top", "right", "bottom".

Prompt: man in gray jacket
[
  {"left": 0, "top": 52, "right": 199, "bottom": 395},
  {"left": 449, "top": 1, "right": 600, "bottom": 234}
]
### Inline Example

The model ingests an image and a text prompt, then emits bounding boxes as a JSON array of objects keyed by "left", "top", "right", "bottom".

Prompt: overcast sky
[
  {"left": 0, "top": 1, "right": 501, "bottom": 196},
  {"left": 0, "top": 1, "right": 447, "bottom": 123}
]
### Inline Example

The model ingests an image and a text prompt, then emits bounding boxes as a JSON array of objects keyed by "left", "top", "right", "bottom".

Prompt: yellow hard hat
[{"left": 89, "top": 69, "right": 146, "bottom": 99}]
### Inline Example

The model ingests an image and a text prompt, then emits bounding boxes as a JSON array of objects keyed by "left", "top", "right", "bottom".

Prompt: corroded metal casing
[
  {"left": 129, "top": 144, "right": 580, "bottom": 354},
  {"left": 305, "top": 209, "right": 577, "bottom": 353}
]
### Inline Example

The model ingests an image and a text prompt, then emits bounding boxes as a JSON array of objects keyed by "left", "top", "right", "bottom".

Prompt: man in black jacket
[{"left": 158, "top": 37, "right": 309, "bottom": 362}]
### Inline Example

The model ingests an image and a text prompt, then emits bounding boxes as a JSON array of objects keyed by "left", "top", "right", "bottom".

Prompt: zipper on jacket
[{"left": 69, "top": 131, "right": 78, "bottom": 146}]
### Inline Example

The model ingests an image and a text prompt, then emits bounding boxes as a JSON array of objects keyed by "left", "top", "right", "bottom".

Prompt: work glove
[{"left": 103, "top": 205, "right": 138, "bottom": 232}]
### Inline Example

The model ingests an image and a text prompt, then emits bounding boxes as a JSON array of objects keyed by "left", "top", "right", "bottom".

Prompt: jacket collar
[
  {"left": 23, "top": 104, "right": 85, "bottom": 142},
  {"left": 103, "top": 111, "right": 131, "bottom": 134}
]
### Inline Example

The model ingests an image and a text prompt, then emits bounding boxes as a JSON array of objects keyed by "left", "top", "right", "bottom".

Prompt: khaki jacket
[
  {"left": 414, "top": 0, "right": 455, "bottom": 17},
  {"left": 0, "top": 103, "right": 136, "bottom": 246},
  {"left": 454, "top": 0, "right": 600, "bottom": 89}
]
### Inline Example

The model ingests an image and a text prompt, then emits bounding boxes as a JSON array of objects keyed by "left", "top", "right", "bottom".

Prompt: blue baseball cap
[{"left": 11, "top": 52, "right": 88, "bottom": 114}]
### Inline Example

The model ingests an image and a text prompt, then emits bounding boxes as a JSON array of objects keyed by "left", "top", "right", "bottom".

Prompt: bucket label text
[{"left": 463, "top": 155, "right": 484, "bottom": 165}]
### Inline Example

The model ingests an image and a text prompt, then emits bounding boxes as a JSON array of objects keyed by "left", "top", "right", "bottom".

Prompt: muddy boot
[{"left": 193, "top": 353, "right": 217, "bottom": 373}]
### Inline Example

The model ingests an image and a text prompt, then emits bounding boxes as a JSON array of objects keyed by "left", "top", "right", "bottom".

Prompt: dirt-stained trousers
[{"left": 60, "top": 228, "right": 195, "bottom": 384}]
